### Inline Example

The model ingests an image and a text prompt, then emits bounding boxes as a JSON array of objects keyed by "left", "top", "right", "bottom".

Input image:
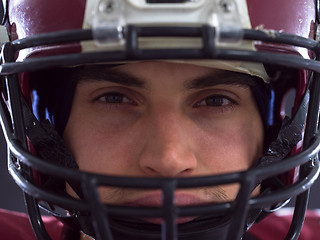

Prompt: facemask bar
[
  {"left": 1, "top": 25, "right": 320, "bottom": 240},
  {"left": 1, "top": 25, "right": 320, "bottom": 75}
]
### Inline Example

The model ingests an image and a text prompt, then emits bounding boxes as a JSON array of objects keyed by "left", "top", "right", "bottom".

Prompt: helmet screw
[
  {"left": 219, "top": 0, "right": 234, "bottom": 13},
  {"left": 99, "top": 0, "right": 116, "bottom": 14},
  {"left": 12, "top": 157, "right": 21, "bottom": 171}
]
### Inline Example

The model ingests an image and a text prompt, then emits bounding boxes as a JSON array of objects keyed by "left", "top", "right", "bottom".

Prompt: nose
[{"left": 139, "top": 109, "right": 197, "bottom": 177}]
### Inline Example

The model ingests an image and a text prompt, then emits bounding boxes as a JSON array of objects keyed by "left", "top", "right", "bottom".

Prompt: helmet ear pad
[
  {"left": 29, "top": 67, "right": 80, "bottom": 136},
  {"left": 261, "top": 64, "right": 304, "bottom": 149},
  {"left": 249, "top": 65, "right": 307, "bottom": 200},
  {"left": 26, "top": 68, "right": 81, "bottom": 193},
  {"left": 249, "top": 77, "right": 272, "bottom": 152}
]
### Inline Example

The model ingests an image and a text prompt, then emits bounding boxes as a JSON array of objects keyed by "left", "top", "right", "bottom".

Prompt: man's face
[{"left": 63, "top": 61, "right": 263, "bottom": 209}]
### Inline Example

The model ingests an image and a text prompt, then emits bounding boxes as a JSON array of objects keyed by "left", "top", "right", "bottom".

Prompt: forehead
[{"left": 75, "top": 61, "right": 256, "bottom": 90}]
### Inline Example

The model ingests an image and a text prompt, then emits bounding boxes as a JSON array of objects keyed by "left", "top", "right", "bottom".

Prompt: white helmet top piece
[{"left": 83, "top": 0, "right": 269, "bottom": 81}]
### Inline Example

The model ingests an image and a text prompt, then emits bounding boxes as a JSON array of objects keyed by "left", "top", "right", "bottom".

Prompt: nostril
[
  {"left": 141, "top": 159, "right": 196, "bottom": 177},
  {"left": 144, "top": 166, "right": 158, "bottom": 176},
  {"left": 180, "top": 168, "right": 194, "bottom": 176}
]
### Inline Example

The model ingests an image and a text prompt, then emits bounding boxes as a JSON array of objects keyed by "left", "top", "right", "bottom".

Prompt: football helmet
[{"left": 0, "top": 0, "right": 319, "bottom": 239}]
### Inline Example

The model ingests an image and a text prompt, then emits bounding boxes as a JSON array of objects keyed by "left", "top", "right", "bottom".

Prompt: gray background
[{"left": 0, "top": 129, "right": 319, "bottom": 213}]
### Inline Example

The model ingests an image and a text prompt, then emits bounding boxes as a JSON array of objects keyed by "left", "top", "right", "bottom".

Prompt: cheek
[
  {"left": 64, "top": 119, "right": 143, "bottom": 174},
  {"left": 233, "top": 121, "right": 264, "bottom": 167},
  {"left": 63, "top": 95, "right": 145, "bottom": 174},
  {"left": 196, "top": 120, "right": 263, "bottom": 174}
]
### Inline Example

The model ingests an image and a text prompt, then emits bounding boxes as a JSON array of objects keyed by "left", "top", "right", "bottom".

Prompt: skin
[{"left": 62, "top": 61, "right": 264, "bottom": 239}]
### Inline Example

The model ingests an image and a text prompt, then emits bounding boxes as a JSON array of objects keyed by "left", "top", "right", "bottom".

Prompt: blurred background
[{"left": 0, "top": 128, "right": 319, "bottom": 213}]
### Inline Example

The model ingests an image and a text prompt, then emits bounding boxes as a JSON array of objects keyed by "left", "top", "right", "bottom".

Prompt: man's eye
[
  {"left": 195, "top": 95, "right": 234, "bottom": 107},
  {"left": 98, "top": 92, "right": 133, "bottom": 104}
]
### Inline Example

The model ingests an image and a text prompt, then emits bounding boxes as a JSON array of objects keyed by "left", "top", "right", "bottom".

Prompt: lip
[
  {"left": 123, "top": 192, "right": 209, "bottom": 224},
  {"left": 125, "top": 192, "right": 208, "bottom": 206}
]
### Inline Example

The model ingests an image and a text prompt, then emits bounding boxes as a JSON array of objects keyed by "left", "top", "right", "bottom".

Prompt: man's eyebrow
[
  {"left": 76, "top": 67, "right": 146, "bottom": 88},
  {"left": 74, "top": 66, "right": 256, "bottom": 89},
  {"left": 184, "top": 70, "right": 256, "bottom": 89}
]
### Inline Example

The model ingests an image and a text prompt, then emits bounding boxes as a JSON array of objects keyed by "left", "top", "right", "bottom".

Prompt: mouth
[{"left": 123, "top": 192, "right": 209, "bottom": 224}]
